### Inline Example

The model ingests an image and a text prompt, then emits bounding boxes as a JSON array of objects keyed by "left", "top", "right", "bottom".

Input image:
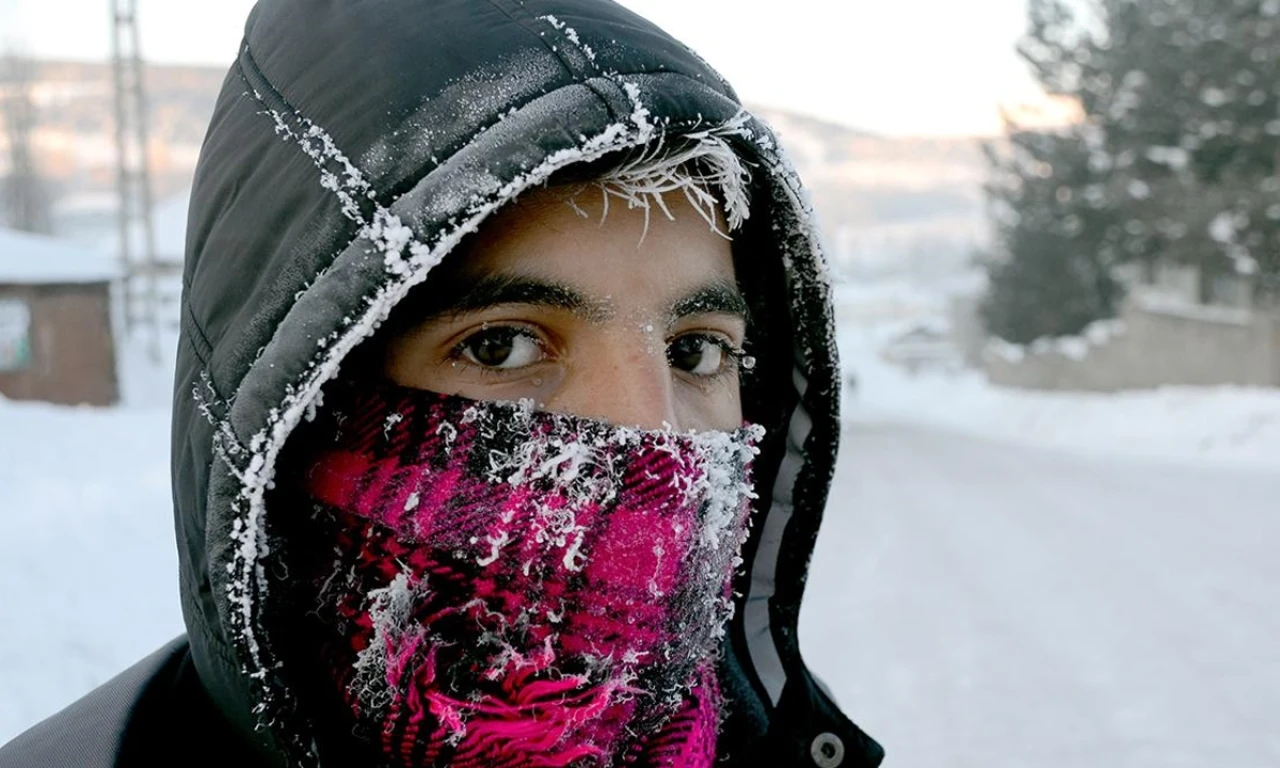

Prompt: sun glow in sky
[{"left": 0, "top": 0, "right": 1055, "bottom": 137}]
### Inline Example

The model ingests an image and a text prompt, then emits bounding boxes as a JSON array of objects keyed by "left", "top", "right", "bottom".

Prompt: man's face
[{"left": 383, "top": 185, "right": 746, "bottom": 432}]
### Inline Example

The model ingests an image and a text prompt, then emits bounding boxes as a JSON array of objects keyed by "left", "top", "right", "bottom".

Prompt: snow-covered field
[
  {"left": 3, "top": 318, "right": 1279, "bottom": 764},
  {"left": 838, "top": 305, "right": 1280, "bottom": 472}
]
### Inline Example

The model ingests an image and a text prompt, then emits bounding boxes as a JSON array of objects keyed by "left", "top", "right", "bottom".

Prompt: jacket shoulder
[{"left": 0, "top": 638, "right": 187, "bottom": 768}]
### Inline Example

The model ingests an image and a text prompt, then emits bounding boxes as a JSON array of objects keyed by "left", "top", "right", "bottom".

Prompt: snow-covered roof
[{"left": 0, "top": 228, "right": 122, "bottom": 285}]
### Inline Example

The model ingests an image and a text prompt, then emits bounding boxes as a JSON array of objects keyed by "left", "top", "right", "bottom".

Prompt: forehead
[{"left": 455, "top": 185, "right": 737, "bottom": 309}]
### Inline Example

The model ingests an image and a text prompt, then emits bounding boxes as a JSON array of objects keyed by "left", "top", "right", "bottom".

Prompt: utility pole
[{"left": 110, "top": 0, "right": 160, "bottom": 360}]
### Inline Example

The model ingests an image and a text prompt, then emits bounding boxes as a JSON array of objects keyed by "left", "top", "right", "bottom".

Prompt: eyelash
[
  {"left": 447, "top": 324, "right": 548, "bottom": 376},
  {"left": 675, "top": 333, "right": 755, "bottom": 381},
  {"left": 447, "top": 324, "right": 753, "bottom": 380}
]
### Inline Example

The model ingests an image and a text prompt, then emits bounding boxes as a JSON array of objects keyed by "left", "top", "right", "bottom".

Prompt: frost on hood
[
  {"left": 227, "top": 69, "right": 770, "bottom": 724},
  {"left": 214, "top": 26, "right": 831, "bottom": 754},
  {"left": 538, "top": 14, "right": 597, "bottom": 64}
]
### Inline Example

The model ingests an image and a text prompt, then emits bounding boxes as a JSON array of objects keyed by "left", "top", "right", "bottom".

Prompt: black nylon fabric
[
  {"left": 3, "top": 1, "right": 884, "bottom": 766},
  {"left": 0, "top": 639, "right": 275, "bottom": 768},
  {"left": 0, "top": 640, "right": 186, "bottom": 768}
]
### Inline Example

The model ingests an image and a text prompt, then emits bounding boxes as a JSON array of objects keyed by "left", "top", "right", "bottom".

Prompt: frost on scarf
[
  {"left": 227, "top": 71, "right": 668, "bottom": 712},
  {"left": 273, "top": 380, "right": 763, "bottom": 767},
  {"left": 220, "top": 29, "right": 821, "bottom": 757}
]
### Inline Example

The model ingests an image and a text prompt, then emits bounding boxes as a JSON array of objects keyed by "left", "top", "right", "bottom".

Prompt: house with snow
[
  {"left": 0, "top": 228, "right": 122, "bottom": 406},
  {"left": 982, "top": 284, "right": 1280, "bottom": 393}
]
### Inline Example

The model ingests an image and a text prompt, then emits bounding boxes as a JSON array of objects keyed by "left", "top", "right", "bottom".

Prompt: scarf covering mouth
[{"left": 274, "top": 379, "right": 765, "bottom": 767}]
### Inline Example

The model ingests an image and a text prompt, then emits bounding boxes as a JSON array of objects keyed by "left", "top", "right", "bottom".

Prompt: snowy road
[{"left": 802, "top": 421, "right": 1280, "bottom": 768}]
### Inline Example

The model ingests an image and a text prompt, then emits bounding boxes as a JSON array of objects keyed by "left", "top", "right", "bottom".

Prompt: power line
[{"left": 110, "top": 0, "right": 161, "bottom": 361}]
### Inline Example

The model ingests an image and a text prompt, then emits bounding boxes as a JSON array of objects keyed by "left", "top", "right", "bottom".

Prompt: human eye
[
  {"left": 667, "top": 333, "right": 745, "bottom": 378},
  {"left": 453, "top": 325, "right": 545, "bottom": 370}
]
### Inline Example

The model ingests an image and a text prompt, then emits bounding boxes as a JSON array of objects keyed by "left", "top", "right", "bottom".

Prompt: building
[{"left": 0, "top": 228, "right": 121, "bottom": 406}]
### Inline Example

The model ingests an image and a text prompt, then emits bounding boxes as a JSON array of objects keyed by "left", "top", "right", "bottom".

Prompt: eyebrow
[
  {"left": 669, "top": 280, "right": 750, "bottom": 325},
  {"left": 422, "top": 273, "right": 614, "bottom": 323},
  {"left": 413, "top": 272, "right": 749, "bottom": 328}
]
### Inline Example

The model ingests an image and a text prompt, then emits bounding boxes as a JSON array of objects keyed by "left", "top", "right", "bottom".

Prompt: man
[{"left": 0, "top": 1, "right": 883, "bottom": 766}]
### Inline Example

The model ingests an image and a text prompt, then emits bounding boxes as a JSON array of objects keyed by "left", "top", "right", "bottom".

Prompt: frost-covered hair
[
  {"left": 559, "top": 129, "right": 754, "bottom": 238},
  {"left": 369, "top": 130, "right": 756, "bottom": 347}
]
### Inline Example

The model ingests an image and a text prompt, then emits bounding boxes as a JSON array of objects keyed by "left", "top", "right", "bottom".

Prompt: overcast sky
[{"left": 0, "top": 0, "right": 1048, "bottom": 136}]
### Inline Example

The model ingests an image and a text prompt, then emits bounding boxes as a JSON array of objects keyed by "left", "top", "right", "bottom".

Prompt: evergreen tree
[
  {"left": 981, "top": 127, "right": 1124, "bottom": 343},
  {"left": 984, "top": 0, "right": 1280, "bottom": 343},
  {"left": 1084, "top": 0, "right": 1280, "bottom": 300},
  {"left": 980, "top": 0, "right": 1126, "bottom": 343}
]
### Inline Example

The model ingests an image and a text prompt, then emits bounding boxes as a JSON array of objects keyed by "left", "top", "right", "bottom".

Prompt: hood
[{"left": 172, "top": 0, "right": 880, "bottom": 764}]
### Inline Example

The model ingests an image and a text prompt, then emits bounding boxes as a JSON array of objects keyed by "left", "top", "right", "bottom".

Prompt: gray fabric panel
[{"left": 745, "top": 366, "right": 812, "bottom": 705}]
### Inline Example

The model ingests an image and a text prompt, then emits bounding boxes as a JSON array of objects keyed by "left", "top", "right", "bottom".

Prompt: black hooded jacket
[{"left": 0, "top": 1, "right": 883, "bottom": 766}]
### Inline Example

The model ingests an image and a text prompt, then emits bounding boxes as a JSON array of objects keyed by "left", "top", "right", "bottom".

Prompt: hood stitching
[
  {"left": 198, "top": 41, "right": 836, "bottom": 765},
  {"left": 486, "top": 0, "right": 602, "bottom": 81},
  {"left": 221, "top": 73, "right": 717, "bottom": 755}
]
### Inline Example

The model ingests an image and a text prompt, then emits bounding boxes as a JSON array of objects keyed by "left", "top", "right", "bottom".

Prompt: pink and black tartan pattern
[{"left": 284, "top": 380, "right": 762, "bottom": 767}]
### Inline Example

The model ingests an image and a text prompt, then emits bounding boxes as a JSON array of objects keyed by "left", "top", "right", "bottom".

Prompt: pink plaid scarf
[{"left": 279, "top": 380, "right": 763, "bottom": 767}]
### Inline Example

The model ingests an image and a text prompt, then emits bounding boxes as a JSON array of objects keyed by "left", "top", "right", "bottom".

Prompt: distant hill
[
  {"left": 14, "top": 60, "right": 991, "bottom": 278},
  {"left": 748, "top": 105, "right": 990, "bottom": 280}
]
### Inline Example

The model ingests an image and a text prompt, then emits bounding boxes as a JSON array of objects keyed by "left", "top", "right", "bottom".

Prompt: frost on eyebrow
[
  {"left": 669, "top": 282, "right": 750, "bottom": 323},
  {"left": 387, "top": 273, "right": 617, "bottom": 333}
]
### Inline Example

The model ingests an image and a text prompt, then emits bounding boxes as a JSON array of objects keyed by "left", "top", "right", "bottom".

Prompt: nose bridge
[{"left": 556, "top": 334, "right": 677, "bottom": 431}]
